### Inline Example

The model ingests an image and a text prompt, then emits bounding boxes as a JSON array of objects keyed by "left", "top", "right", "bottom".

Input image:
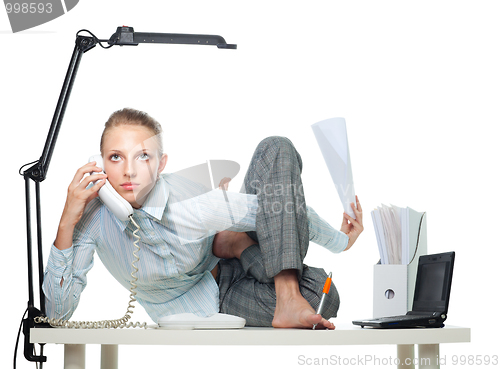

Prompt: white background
[{"left": 2, "top": 1, "right": 499, "bottom": 368}]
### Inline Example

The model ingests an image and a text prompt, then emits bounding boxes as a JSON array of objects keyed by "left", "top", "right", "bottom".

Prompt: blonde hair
[{"left": 100, "top": 108, "right": 163, "bottom": 155}]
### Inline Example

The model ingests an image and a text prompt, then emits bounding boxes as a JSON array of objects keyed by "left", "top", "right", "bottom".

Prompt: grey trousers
[{"left": 217, "top": 136, "right": 340, "bottom": 327}]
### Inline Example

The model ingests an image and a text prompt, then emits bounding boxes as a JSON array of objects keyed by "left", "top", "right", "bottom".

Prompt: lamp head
[{"left": 108, "top": 26, "right": 237, "bottom": 49}]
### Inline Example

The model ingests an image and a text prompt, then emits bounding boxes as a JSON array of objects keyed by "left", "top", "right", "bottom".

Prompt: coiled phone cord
[{"left": 35, "top": 216, "right": 147, "bottom": 329}]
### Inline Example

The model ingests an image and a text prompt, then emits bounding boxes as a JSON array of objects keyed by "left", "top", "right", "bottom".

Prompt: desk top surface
[{"left": 31, "top": 324, "right": 471, "bottom": 346}]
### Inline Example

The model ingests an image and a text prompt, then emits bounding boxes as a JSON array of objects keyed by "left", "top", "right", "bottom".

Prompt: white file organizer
[{"left": 373, "top": 213, "right": 428, "bottom": 318}]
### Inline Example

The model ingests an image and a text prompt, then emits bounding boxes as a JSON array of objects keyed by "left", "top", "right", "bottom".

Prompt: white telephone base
[{"left": 157, "top": 313, "right": 246, "bottom": 330}]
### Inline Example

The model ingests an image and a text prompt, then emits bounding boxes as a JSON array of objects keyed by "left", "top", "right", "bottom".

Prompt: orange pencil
[{"left": 312, "top": 272, "right": 332, "bottom": 330}]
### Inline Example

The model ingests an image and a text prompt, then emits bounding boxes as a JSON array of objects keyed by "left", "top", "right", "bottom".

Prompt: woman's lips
[{"left": 120, "top": 182, "right": 139, "bottom": 190}]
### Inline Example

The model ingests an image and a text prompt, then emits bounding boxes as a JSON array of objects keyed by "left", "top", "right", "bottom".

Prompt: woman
[{"left": 43, "top": 107, "right": 363, "bottom": 328}]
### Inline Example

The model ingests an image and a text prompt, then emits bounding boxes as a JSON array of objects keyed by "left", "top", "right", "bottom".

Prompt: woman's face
[{"left": 101, "top": 124, "right": 167, "bottom": 209}]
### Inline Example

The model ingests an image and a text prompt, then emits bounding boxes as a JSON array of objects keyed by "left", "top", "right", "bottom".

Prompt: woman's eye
[
  {"left": 110, "top": 154, "right": 120, "bottom": 161},
  {"left": 138, "top": 153, "right": 150, "bottom": 160}
]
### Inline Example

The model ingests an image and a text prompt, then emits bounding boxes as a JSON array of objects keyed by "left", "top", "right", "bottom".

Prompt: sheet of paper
[
  {"left": 381, "top": 204, "right": 402, "bottom": 264},
  {"left": 311, "top": 117, "right": 356, "bottom": 219},
  {"left": 372, "top": 209, "right": 388, "bottom": 264}
]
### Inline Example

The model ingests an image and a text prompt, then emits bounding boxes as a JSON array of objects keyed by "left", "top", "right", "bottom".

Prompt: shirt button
[{"left": 60, "top": 262, "right": 65, "bottom": 266}]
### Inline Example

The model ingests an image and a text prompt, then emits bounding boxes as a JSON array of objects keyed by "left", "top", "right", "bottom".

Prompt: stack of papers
[{"left": 372, "top": 205, "right": 425, "bottom": 264}]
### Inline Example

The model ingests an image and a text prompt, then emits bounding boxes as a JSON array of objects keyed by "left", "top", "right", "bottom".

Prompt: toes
[{"left": 316, "top": 318, "right": 335, "bottom": 330}]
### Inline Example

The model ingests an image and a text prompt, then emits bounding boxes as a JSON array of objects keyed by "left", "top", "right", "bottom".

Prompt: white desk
[{"left": 31, "top": 324, "right": 470, "bottom": 369}]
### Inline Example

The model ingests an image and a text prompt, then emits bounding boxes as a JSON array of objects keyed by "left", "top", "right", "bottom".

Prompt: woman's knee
[
  {"left": 255, "top": 136, "right": 303, "bottom": 172},
  {"left": 256, "top": 136, "right": 295, "bottom": 155}
]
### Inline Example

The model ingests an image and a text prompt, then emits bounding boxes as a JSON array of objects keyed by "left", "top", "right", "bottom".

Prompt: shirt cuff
[
  {"left": 339, "top": 232, "right": 349, "bottom": 252},
  {"left": 46, "top": 243, "right": 73, "bottom": 279}
]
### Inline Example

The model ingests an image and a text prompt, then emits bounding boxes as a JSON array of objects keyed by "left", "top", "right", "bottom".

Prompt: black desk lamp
[{"left": 19, "top": 26, "right": 236, "bottom": 364}]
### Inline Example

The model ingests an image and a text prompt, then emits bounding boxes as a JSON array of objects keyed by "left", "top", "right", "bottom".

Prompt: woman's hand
[
  {"left": 340, "top": 195, "right": 363, "bottom": 251},
  {"left": 218, "top": 177, "right": 231, "bottom": 190},
  {"left": 61, "top": 161, "right": 108, "bottom": 226},
  {"left": 55, "top": 162, "right": 107, "bottom": 250}
]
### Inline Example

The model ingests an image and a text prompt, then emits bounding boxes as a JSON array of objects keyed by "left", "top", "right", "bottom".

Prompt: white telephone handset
[{"left": 89, "top": 155, "right": 134, "bottom": 221}]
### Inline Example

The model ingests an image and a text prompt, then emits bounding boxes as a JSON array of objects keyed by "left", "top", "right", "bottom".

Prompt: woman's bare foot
[
  {"left": 272, "top": 293, "right": 335, "bottom": 329},
  {"left": 272, "top": 270, "right": 335, "bottom": 330},
  {"left": 212, "top": 230, "right": 255, "bottom": 259}
]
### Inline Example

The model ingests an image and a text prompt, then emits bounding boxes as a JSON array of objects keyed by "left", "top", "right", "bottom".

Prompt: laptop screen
[{"left": 412, "top": 252, "right": 455, "bottom": 313}]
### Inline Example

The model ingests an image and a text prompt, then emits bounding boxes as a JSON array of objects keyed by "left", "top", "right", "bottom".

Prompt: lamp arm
[{"left": 24, "top": 35, "right": 96, "bottom": 182}]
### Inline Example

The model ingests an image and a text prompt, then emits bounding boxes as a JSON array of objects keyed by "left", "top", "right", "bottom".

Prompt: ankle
[
  {"left": 234, "top": 232, "right": 256, "bottom": 259},
  {"left": 274, "top": 269, "right": 301, "bottom": 298}
]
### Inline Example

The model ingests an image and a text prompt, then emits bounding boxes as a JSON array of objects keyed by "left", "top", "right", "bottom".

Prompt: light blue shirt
[{"left": 43, "top": 173, "right": 348, "bottom": 323}]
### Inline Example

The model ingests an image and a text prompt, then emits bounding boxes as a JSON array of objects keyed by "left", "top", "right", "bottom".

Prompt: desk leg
[
  {"left": 397, "top": 344, "right": 415, "bottom": 369},
  {"left": 101, "top": 344, "right": 119, "bottom": 369},
  {"left": 418, "top": 344, "right": 440, "bottom": 369},
  {"left": 64, "top": 344, "right": 86, "bottom": 369}
]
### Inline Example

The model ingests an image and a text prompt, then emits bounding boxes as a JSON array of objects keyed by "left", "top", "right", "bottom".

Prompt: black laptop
[{"left": 352, "top": 251, "right": 455, "bottom": 328}]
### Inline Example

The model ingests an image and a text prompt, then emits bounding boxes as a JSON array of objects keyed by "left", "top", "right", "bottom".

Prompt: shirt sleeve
[
  {"left": 197, "top": 189, "right": 257, "bottom": 232},
  {"left": 196, "top": 190, "right": 348, "bottom": 253},
  {"left": 42, "top": 201, "right": 99, "bottom": 320},
  {"left": 307, "top": 205, "right": 349, "bottom": 253}
]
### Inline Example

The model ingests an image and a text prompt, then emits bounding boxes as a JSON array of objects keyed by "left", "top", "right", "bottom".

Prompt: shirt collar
[
  {"left": 141, "top": 176, "right": 169, "bottom": 221},
  {"left": 109, "top": 176, "right": 170, "bottom": 231}
]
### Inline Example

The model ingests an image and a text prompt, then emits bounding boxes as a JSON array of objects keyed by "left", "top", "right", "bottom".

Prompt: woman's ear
[{"left": 158, "top": 153, "right": 168, "bottom": 174}]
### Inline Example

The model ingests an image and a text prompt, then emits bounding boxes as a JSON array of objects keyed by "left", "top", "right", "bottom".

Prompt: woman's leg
[
  {"left": 216, "top": 136, "right": 339, "bottom": 327},
  {"left": 243, "top": 136, "right": 308, "bottom": 279}
]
